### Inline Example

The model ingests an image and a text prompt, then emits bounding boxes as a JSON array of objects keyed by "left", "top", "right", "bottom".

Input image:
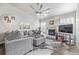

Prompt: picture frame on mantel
[{"left": 49, "top": 20, "right": 54, "bottom": 25}]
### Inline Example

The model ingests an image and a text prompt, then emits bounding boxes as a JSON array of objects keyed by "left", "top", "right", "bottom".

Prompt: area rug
[{"left": 26, "top": 49, "right": 53, "bottom": 55}]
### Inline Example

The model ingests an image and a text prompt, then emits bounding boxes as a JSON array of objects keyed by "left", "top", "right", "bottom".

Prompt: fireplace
[{"left": 48, "top": 29, "right": 55, "bottom": 36}]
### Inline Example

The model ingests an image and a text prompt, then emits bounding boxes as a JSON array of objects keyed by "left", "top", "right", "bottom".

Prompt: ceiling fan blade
[
  {"left": 30, "top": 5, "right": 37, "bottom": 12},
  {"left": 41, "top": 8, "right": 50, "bottom": 13},
  {"left": 39, "top": 4, "right": 43, "bottom": 10}
]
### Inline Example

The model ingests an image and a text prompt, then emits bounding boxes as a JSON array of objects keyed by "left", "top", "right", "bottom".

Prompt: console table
[{"left": 56, "top": 33, "right": 76, "bottom": 46}]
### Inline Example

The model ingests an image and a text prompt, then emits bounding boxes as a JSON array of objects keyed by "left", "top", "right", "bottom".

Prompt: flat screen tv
[{"left": 59, "top": 24, "right": 73, "bottom": 33}]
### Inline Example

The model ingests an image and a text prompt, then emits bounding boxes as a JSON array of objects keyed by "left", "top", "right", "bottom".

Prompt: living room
[{"left": 0, "top": 3, "right": 79, "bottom": 55}]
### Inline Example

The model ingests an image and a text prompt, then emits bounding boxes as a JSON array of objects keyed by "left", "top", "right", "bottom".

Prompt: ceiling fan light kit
[{"left": 30, "top": 3, "right": 50, "bottom": 18}]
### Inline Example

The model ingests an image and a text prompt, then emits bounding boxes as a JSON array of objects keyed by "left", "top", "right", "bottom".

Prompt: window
[{"left": 59, "top": 17, "right": 74, "bottom": 25}]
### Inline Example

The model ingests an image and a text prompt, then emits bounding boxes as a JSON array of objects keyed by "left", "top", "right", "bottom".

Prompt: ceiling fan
[{"left": 30, "top": 3, "right": 50, "bottom": 16}]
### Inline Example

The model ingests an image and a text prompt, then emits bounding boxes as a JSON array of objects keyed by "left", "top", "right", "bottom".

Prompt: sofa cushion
[{"left": 5, "top": 31, "right": 21, "bottom": 41}]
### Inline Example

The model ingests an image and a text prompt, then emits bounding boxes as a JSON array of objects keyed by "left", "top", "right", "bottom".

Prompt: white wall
[
  {"left": 40, "top": 21, "right": 46, "bottom": 34},
  {"left": 59, "top": 17, "right": 74, "bottom": 25},
  {"left": 76, "top": 4, "right": 79, "bottom": 48},
  {"left": 0, "top": 4, "right": 39, "bottom": 33},
  {"left": 41, "top": 12, "right": 76, "bottom": 36}
]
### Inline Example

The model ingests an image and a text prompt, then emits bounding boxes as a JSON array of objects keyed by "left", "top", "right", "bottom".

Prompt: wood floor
[
  {"left": 52, "top": 43, "right": 79, "bottom": 55},
  {"left": 0, "top": 44, "right": 5, "bottom": 55},
  {"left": 0, "top": 43, "right": 79, "bottom": 55}
]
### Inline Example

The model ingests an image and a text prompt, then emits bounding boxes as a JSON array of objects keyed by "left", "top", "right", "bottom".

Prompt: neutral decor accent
[
  {"left": 49, "top": 20, "right": 54, "bottom": 25},
  {"left": 4, "top": 15, "right": 15, "bottom": 23}
]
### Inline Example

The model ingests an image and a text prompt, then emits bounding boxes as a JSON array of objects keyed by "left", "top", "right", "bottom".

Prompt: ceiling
[{"left": 10, "top": 3, "right": 77, "bottom": 19}]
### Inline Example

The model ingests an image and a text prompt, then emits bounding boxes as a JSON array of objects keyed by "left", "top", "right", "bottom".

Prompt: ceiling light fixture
[{"left": 30, "top": 3, "right": 50, "bottom": 18}]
